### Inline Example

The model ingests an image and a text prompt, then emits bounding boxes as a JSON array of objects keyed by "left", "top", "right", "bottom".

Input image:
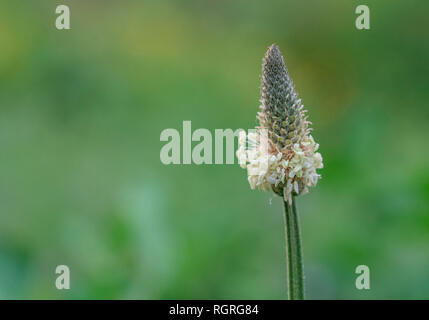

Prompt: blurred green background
[{"left": 0, "top": 0, "right": 428, "bottom": 299}]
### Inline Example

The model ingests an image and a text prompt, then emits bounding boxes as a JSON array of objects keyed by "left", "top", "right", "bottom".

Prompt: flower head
[{"left": 237, "top": 44, "right": 323, "bottom": 203}]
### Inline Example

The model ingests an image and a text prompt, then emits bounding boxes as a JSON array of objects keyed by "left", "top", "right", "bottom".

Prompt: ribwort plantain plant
[{"left": 236, "top": 44, "right": 323, "bottom": 299}]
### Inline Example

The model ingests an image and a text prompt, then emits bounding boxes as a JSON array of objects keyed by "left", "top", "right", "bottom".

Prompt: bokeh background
[{"left": 0, "top": 0, "right": 428, "bottom": 299}]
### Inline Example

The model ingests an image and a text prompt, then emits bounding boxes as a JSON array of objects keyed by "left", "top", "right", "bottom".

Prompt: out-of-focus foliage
[{"left": 0, "top": 0, "right": 428, "bottom": 299}]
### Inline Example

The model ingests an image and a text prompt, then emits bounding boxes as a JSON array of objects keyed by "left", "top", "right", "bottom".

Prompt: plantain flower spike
[{"left": 237, "top": 44, "right": 323, "bottom": 203}]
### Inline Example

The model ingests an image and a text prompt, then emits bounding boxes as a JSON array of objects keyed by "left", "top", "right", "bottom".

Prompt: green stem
[{"left": 282, "top": 195, "right": 305, "bottom": 300}]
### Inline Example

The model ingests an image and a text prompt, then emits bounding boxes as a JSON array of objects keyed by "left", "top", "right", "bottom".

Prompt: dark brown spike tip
[
  {"left": 264, "top": 44, "right": 285, "bottom": 67},
  {"left": 267, "top": 43, "right": 280, "bottom": 55}
]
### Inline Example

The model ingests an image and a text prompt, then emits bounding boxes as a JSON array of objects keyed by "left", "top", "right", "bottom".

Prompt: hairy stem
[{"left": 282, "top": 195, "right": 305, "bottom": 299}]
